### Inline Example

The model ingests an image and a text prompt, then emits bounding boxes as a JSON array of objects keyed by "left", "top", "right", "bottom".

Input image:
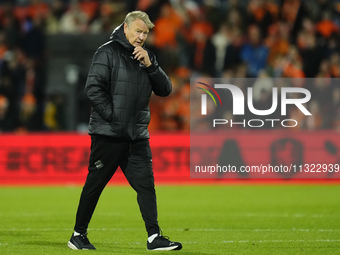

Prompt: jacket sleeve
[
  {"left": 146, "top": 53, "right": 172, "bottom": 97},
  {"left": 84, "top": 46, "right": 113, "bottom": 122}
]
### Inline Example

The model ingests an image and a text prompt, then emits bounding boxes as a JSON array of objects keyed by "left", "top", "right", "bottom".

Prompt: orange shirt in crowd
[
  {"left": 0, "top": 44, "right": 8, "bottom": 60},
  {"left": 153, "top": 5, "right": 183, "bottom": 49},
  {"left": 265, "top": 24, "right": 290, "bottom": 66},
  {"left": 331, "top": 65, "right": 340, "bottom": 77},
  {"left": 79, "top": 0, "right": 99, "bottom": 20},
  {"left": 14, "top": 3, "right": 49, "bottom": 22},
  {"left": 283, "top": 63, "right": 305, "bottom": 78},
  {"left": 316, "top": 20, "right": 339, "bottom": 38},
  {"left": 282, "top": 0, "right": 301, "bottom": 24}
]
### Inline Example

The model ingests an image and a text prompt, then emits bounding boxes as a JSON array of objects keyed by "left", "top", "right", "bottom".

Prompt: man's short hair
[{"left": 124, "top": 11, "right": 155, "bottom": 29}]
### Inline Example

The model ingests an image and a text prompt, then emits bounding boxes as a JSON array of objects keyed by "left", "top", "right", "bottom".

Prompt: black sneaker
[
  {"left": 147, "top": 234, "right": 182, "bottom": 251},
  {"left": 67, "top": 232, "right": 96, "bottom": 250}
]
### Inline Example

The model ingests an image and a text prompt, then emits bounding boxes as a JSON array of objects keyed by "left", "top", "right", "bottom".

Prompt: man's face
[{"left": 124, "top": 19, "right": 149, "bottom": 47}]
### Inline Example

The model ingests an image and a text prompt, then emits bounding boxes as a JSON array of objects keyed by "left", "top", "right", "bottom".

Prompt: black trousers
[{"left": 74, "top": 135, "right": 160, "bottom": 237}]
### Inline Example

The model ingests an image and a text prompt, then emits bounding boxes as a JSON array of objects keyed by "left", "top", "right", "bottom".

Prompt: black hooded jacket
[{"left": 84, "top": 23, "right": 172, "bottom": 140}]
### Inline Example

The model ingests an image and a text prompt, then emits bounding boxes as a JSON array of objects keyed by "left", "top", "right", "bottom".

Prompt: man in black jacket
[{"left": 67, "top": 11, "right": 182, "bottom": 251}]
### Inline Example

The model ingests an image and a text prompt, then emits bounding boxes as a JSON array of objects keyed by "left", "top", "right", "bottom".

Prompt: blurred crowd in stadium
[{"left": 0, "top": 0, "right": 340, "bottom": 132}]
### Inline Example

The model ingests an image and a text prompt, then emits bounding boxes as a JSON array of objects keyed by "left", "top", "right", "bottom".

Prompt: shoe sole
[
  {"left": 147, "top": 245, "right": 181, "bottom": 251},
  {"left": 68, "top": 241, "right": 79, "bottom": 250},
  {"left": 67, "top": 241, "right": 96, "bottom": 250}
]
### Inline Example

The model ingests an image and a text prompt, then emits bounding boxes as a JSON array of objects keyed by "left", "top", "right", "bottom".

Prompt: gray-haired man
[{"left": 67, "top": 11, "right": 182, "bottom": 251}]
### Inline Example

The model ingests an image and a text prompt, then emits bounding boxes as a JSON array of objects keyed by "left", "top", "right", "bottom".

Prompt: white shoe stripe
[
  {"left": 67, "top": 241, "right": 79, "bottom": 250},
  {"left": 147, "top": 245, "right": 179, "bottom": 251}
]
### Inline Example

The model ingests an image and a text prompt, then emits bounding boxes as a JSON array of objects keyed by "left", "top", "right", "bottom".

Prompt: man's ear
[{"left": 124, "top": 23, "right": 128, "bottom": 34}]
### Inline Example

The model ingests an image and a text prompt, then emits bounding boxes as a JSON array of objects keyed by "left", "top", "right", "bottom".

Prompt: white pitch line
[
  {"left": 1, "top": 240, "right": 340, "bottom": 246},
  {"left": 241, "top": 213, "right": 339, "bottom": 218},
  {"left": 175, "top": 228, "right": 340, "bottom": 232},
  {"left": 0, "top": 228, "right": 340, "bottom": 232},
  {"left": 2, "top": 212, "right": 338, "bottom": 218},
  {"left": 188, "top": 239, "right": 340, "bottom": 244}
]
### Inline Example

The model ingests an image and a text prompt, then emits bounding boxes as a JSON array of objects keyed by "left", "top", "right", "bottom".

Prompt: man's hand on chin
[{"left": 133, "top": 46, "right": 151, "bottom": 67}]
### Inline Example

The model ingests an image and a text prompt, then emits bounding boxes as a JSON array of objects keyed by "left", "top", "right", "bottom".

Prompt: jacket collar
[{"left": 110, "top": 23, "right": 144, "bottom": 54}]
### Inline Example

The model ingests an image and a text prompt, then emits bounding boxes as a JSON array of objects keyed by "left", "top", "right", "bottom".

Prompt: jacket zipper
[{"left": 132, "top": 61, "right": 142, "bottom": 139}]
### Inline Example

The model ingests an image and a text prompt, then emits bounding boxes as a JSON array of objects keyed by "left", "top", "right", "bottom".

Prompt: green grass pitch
[{"left": 0, "top": 184, "right": 339, "bottom": 254}]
